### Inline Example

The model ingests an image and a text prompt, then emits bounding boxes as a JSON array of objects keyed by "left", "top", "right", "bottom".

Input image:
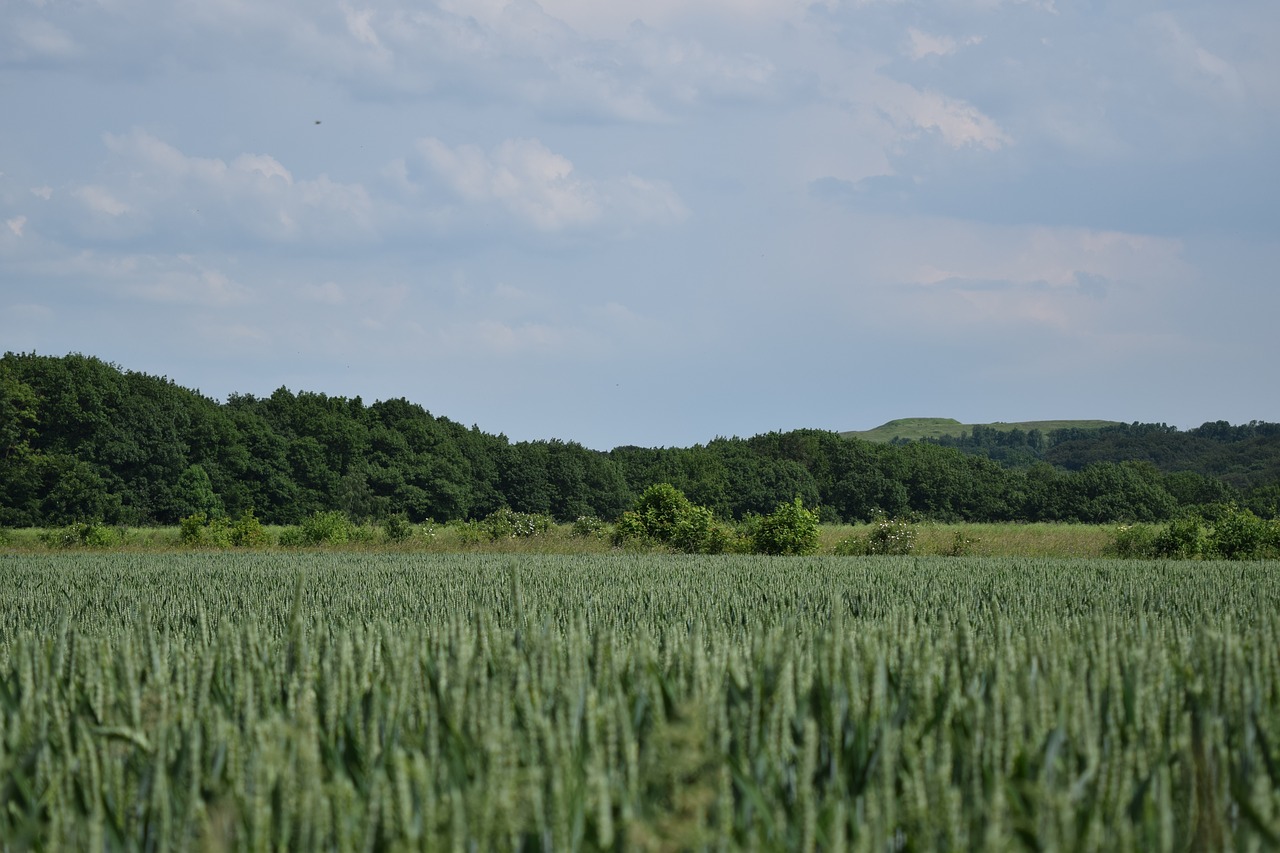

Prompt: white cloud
[
  {"left": 881, "top": 82, "right": 1011, "bottom": 150},
  {"left": 232, "top": 154, "right": 293, "bottom": 185},
  {"left": 419, "top": 136, "right": 599, "bottom": 231},
  {"left": 845, "top": 218, "right": 1195, "bottom": 342},
  {"left": 74, "top": 185, "right": 131, "bottom": 217},
  {"left": 6, "top": 216, "right": 27, "bottom": 237},
  {"left": 1149, "top": 14, "right": 1246, "bottom": 101},
  {"left": 30, "top": 187, "right": 53, "bottom": 200},
  {"left": 83, "top": 129, "right": 376, "bottom": 243},
  {"left": 905, "top": 28, "right": 983, "bottom": 60},
  {"left": 531, "top": 0, "right": 825, "bottom": 39},
  {"left": 418, "top": 136, "right": 685, "bottom": 231},
  {"left": 124, "top": 266, "right": 254, "bottom": 308}
]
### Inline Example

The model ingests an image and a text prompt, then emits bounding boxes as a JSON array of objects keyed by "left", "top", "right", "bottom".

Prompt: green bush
[
  {"left": 483, "top": 509, "right": 553, "bottom": 540},
  {"left": 1208, "top": 506, "right": 1270, "bottom": 560},
  {"left": 179, "top": 512, "right": 212, "bottom": 545},
  {"left": 40, "top": 521, "right": 120, "bottom": 549},
  {"left": 834, "top": 515, "right": 918, "bottom": 556},
  {"left": 384, "top": 514, "right": 414, "bottom": 543},
  {"left": 946, "top": 530, "right": 979, "bottom": 557},
  {"left": 454, "top": 520, "right": 486, "bottom": 546},
  {"left": 273, "top": 507, "right": 355, "bottom": 548},
  {"left": 571, "top": 515, "right": 608, "bottom": 538},
  {"left": 299, "top": 511, "right": 356, "bottom": 546},
  {"left": 612, "top": 484, "right": 731, "bottom": 554},
  {"left": 612, "top": 511, "right": 651, "bottom": 546},
  {"left": 179, "top": 510, "right": 268, "bottom": 548},
  {"left": 1151, "top": 516, "right": 1205, "bottom": 559},
  {"left": 669, "top": 503, "right": 729, "bottom": 555},
  {"left": 229, "top": 509, "right": 269, "bottom": 547},
  {"left": 277, "top": 526, "right": 308, "bottom": 547},
  {"left": 752, "top": 498, "right": 820, "bottom": 556},
  {"left": 1107, "top": 524, "right": 1159, "bottom": 558},
  {"left": 866, "top": 514, "right": 918, "bottom": 555}
]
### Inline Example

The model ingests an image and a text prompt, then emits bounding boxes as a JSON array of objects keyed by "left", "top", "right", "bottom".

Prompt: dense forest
[{"left": 2, "top": 352, "right": 1278, "bottom": 527}]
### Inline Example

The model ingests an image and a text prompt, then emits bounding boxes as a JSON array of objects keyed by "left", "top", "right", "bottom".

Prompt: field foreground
[{"left": 2, "top": 553, "right": 1279, "bottom": 850}]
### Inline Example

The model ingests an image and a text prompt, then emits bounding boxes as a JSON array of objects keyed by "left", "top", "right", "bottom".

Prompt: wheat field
[{"left": 1, "top": 553, "right": 1278, "bottom": 850}]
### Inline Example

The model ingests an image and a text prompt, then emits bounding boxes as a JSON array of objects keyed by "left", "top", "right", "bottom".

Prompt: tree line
[{"left": 2, "top": 352, "right": 1277, "bottom": 528}]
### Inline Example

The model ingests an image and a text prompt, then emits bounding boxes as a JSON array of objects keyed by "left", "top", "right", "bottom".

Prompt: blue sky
[{"left": 2, "top": 0, "right": 1277, "bottom": 450}]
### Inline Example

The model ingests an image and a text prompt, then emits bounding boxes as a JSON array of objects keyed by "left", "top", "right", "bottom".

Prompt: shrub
[
  {"left": 179, "top": 512, "right": 212, "bottom": 545},
  {"left": 180, "top": 510, "right": 268, "bottom": 548},
  {"left": 946, "top": 530, "right": 979, "bottom": 557},
  {"left": 455, "top": 520, "right": 486, "bottom": 546},
  {"left": 835, "top": 515, "right": 918, "bottom": 556},
  {"left": 1107, "top": 524, "right": 1158, "bottom": 559},
  {"left": 384, "top": 513, "right": 414, "bottom": 543},
  {"left": 752, "top": 498, "right": 820, "bottom": 556},
  {"left": 1151, "top": 516, "right": 1205, "bottom": 559},
  {"left": 301, "top": 511, "right": 355, "bottom": 546},
  {"left": 276, "top": 527, "right": 304, "bottom": 547},
  {"left": 571, "top": 515, "right": 608, "bottom": 538},
  {"left": 612, "top": 484, "right": 731, "bottom": 554},
  {"left": 483, "top": 509, "right": 553, "bottom": 540},
  {"left": 1208, "top": 506, "right": 1269, "bottom": 560},
  {"left": 669, "top": 504, "right": 729, "bottom": 555},
  {"left": 40, "top": 521, "right": 120, "bottom": 549},
  {"left": 613, "top": 511, "right": 651, "bottom": 546},
  {"left": 178, "top": 512, "right": 230, "bottom": 548},
  {"left": 866, "top": 514, "right": 918, "bottom": 556},
  {"left": 229, "top": 509, "right": 269, "bottom": 547}
]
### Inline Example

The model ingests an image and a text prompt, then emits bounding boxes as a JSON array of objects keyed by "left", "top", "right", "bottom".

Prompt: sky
[{"left": 2, "top": 0, "right": 1278, "bottom": 451}]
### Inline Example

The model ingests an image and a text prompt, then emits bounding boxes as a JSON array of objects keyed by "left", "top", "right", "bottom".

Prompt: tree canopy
[{"left": 2, "top": 352, "right": 1277, "bottom": 527}]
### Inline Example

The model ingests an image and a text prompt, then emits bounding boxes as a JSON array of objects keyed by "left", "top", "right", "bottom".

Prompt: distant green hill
[{"left": 843, "top": 418, "right": 1123, "bottom": 443}]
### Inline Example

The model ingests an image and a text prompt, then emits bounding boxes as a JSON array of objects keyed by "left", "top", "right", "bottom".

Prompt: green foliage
[
  {"left": 454, "top": 519, "right": 487, "bottom": 546},
  {"left": 612, "top": 483, "right": 731, "bottom": 554},
  {"left": 229, "top": 508, "right": 269, "bottom": 547},
  {"left": 38, "top": 521, "right": 121, "bottom": 549},
  {"left": 865, "top": 514, "right": 918, "bottom": 555},
  {"left": 1107, "top": 524, "right": 1160, "bottom": 559},
  {"left": 173, "top": 464, "right": 223, "bottom": 519},
  {"left": 178, "top": 512, "right": 208, "bottom": 545},
  {"left": 277, "top": 526, "right": 308, "bottom": 548},
  {"left": 383, "top": 513, "right": 414, "bottom": 543},
  {"left": 179, "top": 509, "right": 269, "bottom": 548},
  {"left": 946, "top": 530, "right": 979, "bottom": 557},
  {"left": 1152, "top": 516, "right": 1206, "bottom": 559},
  {"left": 482, "top": 508, "right": 553, "bottom": 540},
  {"left": 4, "top": 354, "right": 1280, "bottom": 532},
  {"left": 832, "top": 515, "right": 920, "bottom": 556},
  {"left": 292, "top": 510, "right": 357, "bottom": 546},
  {"left": 570, "top": 515, "right": 608, "bottom": 538},
  {"left": 752, "top": 497, "right": 820, "bottom": 556},
  {"left": 669, "top": 503, "right": 730, "bottom": 554},
  {"left": 1208, "top": 506, "right": 1271, "bottom": 560},
  {"left": 1105, "top": 506, "right": 1279, "bottom": 560}
]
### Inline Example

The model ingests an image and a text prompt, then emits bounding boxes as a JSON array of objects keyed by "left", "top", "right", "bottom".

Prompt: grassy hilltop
[{"left": 843, "top": 417, "right": 1123, "bottom": 443}]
